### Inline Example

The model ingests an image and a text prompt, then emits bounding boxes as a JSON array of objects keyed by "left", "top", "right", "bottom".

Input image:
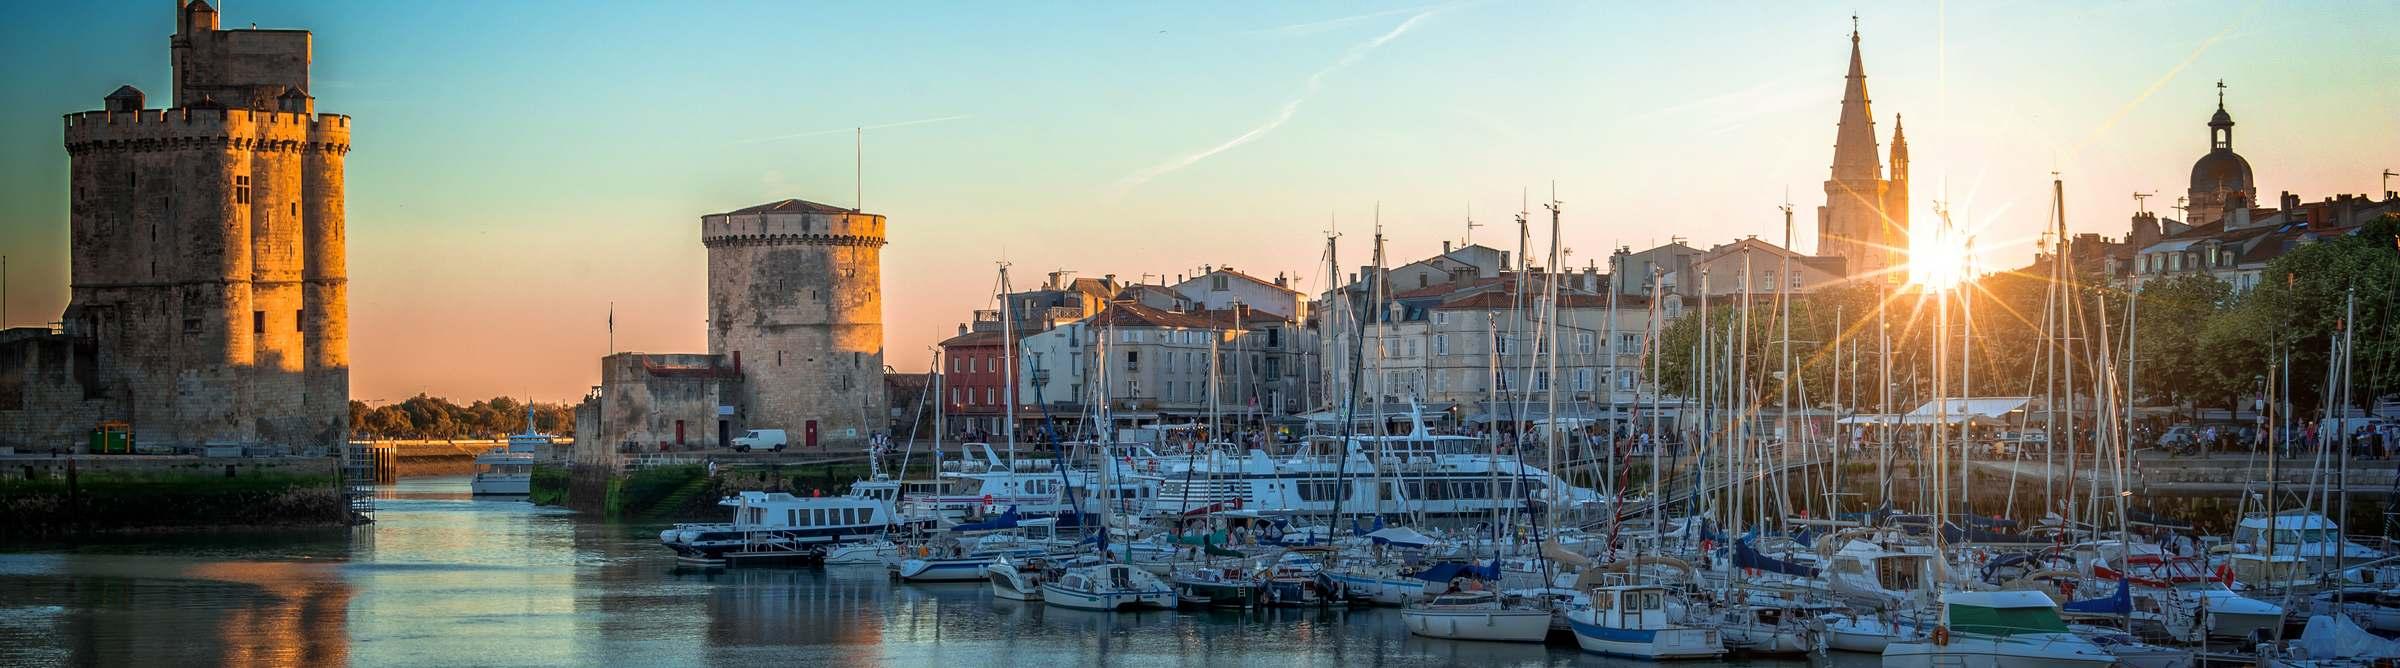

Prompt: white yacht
[
  {"left": 2231, "top": 511, "right": 2388, "bottom": 574},
  {"left": 1880, "top": 591, "right": 2116, "bottom": 668},
  {"left": 1142, "top": 413, "right": 1605, "bottom": 521},
  {"left": 1042, "top": 562, "right": 1177, "bottom": 611}
]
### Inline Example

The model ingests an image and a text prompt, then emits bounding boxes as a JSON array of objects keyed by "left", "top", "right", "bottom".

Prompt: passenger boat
[
  {"left": 1879, "top": 591, "right": 2116, "bottom": 668},
  {"left": 1565, "top": 583, "right": 1725, "bottom": 660},
  {"left": 470, "top": 407, "right": 548, "bottom": 496},
  {"left": 1402, "top": 590, "right": 1553, "bottom": 643},
  {"left": 1041, "top": 562, "right": 1177, "bottom": 611},
  {"left": 658, "top": 480, "right": 931, "bottom": 566}
]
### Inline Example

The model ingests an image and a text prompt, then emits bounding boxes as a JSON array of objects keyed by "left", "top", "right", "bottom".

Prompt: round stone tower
[{"left": 701, "top": 199, "right": 887, "bottom": 449}]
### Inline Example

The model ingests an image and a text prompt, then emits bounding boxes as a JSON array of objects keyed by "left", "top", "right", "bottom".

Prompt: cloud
[
  {"left": 1117, "top": 9, "right": 1441, "bottom": 190},
  {"left": 738, "top": 114, "right": 973, "bottom": 145}
]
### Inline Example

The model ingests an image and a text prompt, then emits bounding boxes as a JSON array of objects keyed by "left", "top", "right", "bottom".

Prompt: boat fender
[{"left": 1931, "top": 625, "right": 1949, "bottom": 646}]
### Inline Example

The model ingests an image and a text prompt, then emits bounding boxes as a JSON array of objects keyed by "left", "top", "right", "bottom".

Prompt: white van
[{"left": 732, "top": 429, "right": 788, "bottom": 452}]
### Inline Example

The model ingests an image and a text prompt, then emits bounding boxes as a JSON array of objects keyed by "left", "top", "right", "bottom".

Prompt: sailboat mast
[{"left": 1000, "top": 262, "right": 1018, "bottom": 470}]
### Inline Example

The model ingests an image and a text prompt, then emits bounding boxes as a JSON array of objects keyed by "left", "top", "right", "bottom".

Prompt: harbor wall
[{"left": 0, "top": 455, "right": 348, "bottom": 536}]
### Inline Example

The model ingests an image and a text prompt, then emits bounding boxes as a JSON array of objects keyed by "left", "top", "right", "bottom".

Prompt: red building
[{"left": 937, "top": 330, "right": 1017, "bottom": 439}]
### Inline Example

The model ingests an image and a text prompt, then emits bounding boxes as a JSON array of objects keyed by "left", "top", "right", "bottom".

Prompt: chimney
[
  {"left": 1274, "top": 272, "right": 1288, "bottom": 287},
  {"left": 1443, "top": 240, "right": 1453, "bottom": 253},
  {"left": 957, "top": 323, "right": 968, "bottom": 336},
  {"left": 2283, "top": 191, "right": 2300, "bottom": 212}
]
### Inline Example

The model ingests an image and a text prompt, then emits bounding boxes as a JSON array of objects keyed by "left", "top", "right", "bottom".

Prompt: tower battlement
[
  {"left": 64, "top": 108, "right": 350, "bottom": 152},
  {"left": 700, "top": 208, "right": 887, "bottom": 248}
]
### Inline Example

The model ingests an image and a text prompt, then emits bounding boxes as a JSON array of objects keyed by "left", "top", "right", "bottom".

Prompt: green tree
[{"left": 2132, "top": 273, "right": 2231, "bottom": 418}]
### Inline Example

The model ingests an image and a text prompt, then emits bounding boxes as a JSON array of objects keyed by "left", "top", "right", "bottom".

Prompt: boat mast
[
  {"left": 1778, "top": 199, "right": 1796, "bottom": 532},
  {"left": 1544, "top": 192, "right": 1565, "bottom": 523},
  {"left": 1000, "top": 262, "right": 1018, "bottom": 471}
]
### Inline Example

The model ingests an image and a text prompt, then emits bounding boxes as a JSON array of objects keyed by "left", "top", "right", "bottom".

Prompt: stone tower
[
  {"left": 1816, "top": 21, "right": 1909, "bottom": 283},
  {"left": 2186, "top": 83, "right": 2255, "bottom": 228},
  {"left": 57, "top": 0, "right": 350, "bottom": 447},
  {"left": 702, "top": 199, "right": 887, "bottom": 449}
]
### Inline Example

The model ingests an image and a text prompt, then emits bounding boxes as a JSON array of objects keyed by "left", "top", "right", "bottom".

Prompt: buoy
[{"left": 1932, "top": 625, "right": 1950, "bottom": 646}]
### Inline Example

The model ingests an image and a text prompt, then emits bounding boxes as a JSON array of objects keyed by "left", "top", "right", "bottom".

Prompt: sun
[{"left": 1909, "top": 224, "right": 1972, "bottom": 291}]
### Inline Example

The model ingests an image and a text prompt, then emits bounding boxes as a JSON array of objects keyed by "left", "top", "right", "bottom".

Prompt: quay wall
[{"left": 0, "top": 455, "right": 347, "bottom": 536}]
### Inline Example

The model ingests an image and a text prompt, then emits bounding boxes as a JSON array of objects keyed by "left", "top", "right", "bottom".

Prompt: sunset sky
[{"left": 2, "top": 1, "right": 2394, "bottom": 405}]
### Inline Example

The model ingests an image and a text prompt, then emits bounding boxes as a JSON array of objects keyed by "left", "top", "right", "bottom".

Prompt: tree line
[
  {"left": 1647, "top": 214, "right": 2400, "bottom": 422},
  {"left": 349, "top": 395, "right": 577, "bottom": 440}
]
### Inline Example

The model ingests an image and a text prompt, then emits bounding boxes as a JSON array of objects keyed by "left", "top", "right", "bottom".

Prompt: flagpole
[{"left": 608, "top": 302, "right": 615, "bottom": 355}]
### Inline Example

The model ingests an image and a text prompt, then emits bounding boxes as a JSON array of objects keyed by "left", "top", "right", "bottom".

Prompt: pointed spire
[
  {"left": 1889, "top": 113, "right": 1909, "bottom": 168},
  {"left": 1830, "top": 17, "right": 1883, "bottom": 183}
]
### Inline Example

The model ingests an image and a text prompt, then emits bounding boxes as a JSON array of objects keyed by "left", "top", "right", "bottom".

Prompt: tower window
[
  {"left": 291, "top": 202, "right": 298, "bottom": 217},
  {"left": 184, "top": 318, "right": 202, "bottom": 335},
  {"left": 295, "top": 310, "right": 305, "bottom": 331},
  {"left": 253, "top": 311, "right": 265, "bottom": 334},
  {"left": 235, "top": 176, "right": 250, "bottom": 204}
]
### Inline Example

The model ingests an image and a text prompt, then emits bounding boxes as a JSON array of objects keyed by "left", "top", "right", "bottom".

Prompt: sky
[{"left": 1, "top": 1, "right": 2395, "bottom": 405}]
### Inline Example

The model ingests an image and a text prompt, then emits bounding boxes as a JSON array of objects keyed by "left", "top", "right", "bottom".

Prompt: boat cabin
[{"left": 1941, "top": 591, "right": 2072, "bottom": 637}]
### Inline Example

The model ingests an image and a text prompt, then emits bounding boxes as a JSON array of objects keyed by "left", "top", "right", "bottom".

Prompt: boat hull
[
  {"left": 470, "top": 475, "right": 531, "bottom": 496},
  {"left": 986, "top": 564, "right": 1043, "bottom": 601},
  {"left": 1880, "top": 635, "right": 2118, "bottom": 668},
  {"left": 1403, "top": 608, "right": 1552, "bottom": 642},
  {"left": 1567, "top": 619, "right": 1726, "bottom": 660},
  {"left": 896, "top": 557, "right": 1002, "bottom": 582},
  {"left": 1040, "top": 584, "right": 1176, "bottom": 611}
]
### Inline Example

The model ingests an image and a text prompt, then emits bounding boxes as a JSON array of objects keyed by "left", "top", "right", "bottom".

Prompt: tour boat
[
  {"left": 468, "top": 450, "right": 534, "bottom": 496},
  {"left": 470, "top": 408, "right": 548, "bottom": 496},
  {"left": 658, "top": 481, "right": 931, "bottom": 565},
  {"left": 1565, "top": 583, "right": 1726, "bottom": 660},
  {"left": 1401, "top": 590, "right": 1554, "bottom": 643},
  {"left": 1041, "top": 562, "right": 1177, "bottom": 611},
  {"left": 1879, "top": 591, "right": 2116, "bottom": 668}
]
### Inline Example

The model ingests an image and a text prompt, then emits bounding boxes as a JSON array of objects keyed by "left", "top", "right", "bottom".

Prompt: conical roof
[{"left": 1829, "top": 26, "right": 1883, "bottom": 183}]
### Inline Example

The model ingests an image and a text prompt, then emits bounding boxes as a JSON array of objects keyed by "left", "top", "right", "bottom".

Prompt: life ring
[{"left": 1932, "top": 625, "right": 1950, "bottom": 646}]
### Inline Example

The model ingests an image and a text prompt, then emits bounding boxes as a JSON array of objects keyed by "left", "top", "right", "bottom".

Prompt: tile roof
[{"left": 719, "top": 199, "right": 857, "bottom": 216}]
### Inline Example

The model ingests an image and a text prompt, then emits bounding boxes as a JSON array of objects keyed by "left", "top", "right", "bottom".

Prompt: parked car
[{"left": 732, "top": 429, "right": 788, "bottom": 453}]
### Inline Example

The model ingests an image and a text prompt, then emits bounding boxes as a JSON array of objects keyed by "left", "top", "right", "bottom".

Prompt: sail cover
[{"left": 1733, "top": 539, "right": 1821, "bottom": 577}]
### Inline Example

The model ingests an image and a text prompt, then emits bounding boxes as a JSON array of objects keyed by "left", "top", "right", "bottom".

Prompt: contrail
[
  {"left": 1248, "top": 5, "right": 1441, "bottom": 37},
  {"left": 740, "top": 114, "right": 973, "bottom": 145},
  {"left": 1118, "top": 9, "right": 1440, "bottom": 189}
]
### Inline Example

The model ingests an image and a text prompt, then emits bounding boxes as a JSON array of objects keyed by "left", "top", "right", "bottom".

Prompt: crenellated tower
[
  {"left": 56, "top": 0, "right": 349, "bottom": 447},
  {"left": 701, "top": 199, "right": 888, "bottom": 449}
]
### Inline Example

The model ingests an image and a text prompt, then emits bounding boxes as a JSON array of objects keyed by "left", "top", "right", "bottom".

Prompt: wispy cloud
[
  {"left": 738, "top": 114, "right": 972, "bottom": 145},
  {"left": 1118, "top": 9, "right": 1442, "bottom": 190}
]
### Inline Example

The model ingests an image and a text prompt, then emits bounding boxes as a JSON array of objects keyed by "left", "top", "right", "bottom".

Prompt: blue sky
[{"left": 2, "top": 1, "right": 2394, "bottom": 402}]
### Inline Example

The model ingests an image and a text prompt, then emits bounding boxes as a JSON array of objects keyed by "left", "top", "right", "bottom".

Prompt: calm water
[{"left": 0, "top": 476, "right": 1873, "bottom": 667}]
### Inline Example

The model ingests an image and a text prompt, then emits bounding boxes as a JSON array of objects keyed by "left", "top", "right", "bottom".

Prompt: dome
[
  {"left": 2210, "top": 107, "right": 2233, "bottom": 126},
  {"left": 2190, "top": 150, "right": 2252, "bottom": 193}
]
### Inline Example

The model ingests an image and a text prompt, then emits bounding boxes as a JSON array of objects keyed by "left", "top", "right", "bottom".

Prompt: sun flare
[{"left": 1909, "top": 223, "right": 1972, "bottom": 291}]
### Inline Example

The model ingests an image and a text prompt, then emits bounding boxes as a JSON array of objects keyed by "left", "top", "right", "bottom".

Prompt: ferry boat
[
  {"left": 658, "top": 480, "right": 933, "bottom": 566},
  {"left": 470, "top": 407, "right": 550, "bottom": 496}
]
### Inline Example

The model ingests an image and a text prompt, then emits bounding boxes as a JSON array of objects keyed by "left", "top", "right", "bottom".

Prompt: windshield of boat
[{"left": 1948, "top": 605, "right": 2069, "bottom": 636}]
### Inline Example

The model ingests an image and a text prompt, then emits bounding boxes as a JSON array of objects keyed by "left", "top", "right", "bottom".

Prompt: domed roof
[
  {"left": 2210, "top": 106, "right": 2232, "bottom": 127},
  {"left": 2190, "top": 150, "right": 2252, "bottom": 193}
]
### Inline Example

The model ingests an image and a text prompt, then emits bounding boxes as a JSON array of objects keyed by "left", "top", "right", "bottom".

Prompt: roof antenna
[{"left": 854, "top": 127, "right": 863, "bottom": 212}]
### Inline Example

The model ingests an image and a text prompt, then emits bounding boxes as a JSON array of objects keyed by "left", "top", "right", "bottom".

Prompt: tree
[{"left": 2132, "top": 273, "right": 2232, "bottom": 418}]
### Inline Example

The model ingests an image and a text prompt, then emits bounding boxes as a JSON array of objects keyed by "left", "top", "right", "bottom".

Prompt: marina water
[{"left": 0, "top": 476, "right": 1884, "bottom": 667}]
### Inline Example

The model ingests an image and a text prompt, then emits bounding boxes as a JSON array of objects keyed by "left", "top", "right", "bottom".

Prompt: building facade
[{"left": 2, "top": 0, "right": 351, "bottom": 449}]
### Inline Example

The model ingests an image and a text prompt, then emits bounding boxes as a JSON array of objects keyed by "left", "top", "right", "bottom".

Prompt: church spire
[
  {"left": 1831, "top": 16, "right": 1883, "bottom": 183},
  {"left": 1889, "top": 114, "right": 1908, "bottom": 178}
]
